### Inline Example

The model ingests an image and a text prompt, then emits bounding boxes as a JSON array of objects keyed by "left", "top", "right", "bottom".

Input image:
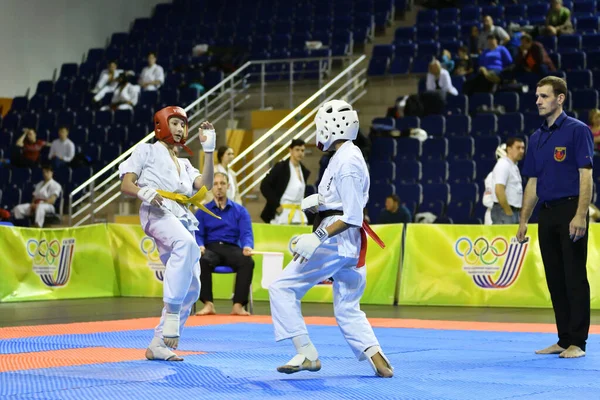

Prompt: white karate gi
[
  {"left": 119, "top": 142, "right": 202, "bottom": 339},
  {"left": 92, "top": 69, "right": 124, "bottom": 102},
  {"left": 139, "top": 64, "right": 165, "bottom": 91},
  {"left": 483, "top": 172, "right": 494, "bottom": 225},
  {"left": 102, "top": 83, "right": 140, "bottom": 111},
  {"left": 269, "top": 141, "right": 380, "bottom": 360},
  {"left": 13, "top": 179, "right": 62, "bottom": 227},
  {"left": 271, "top": 161, "right": 307, "bottom": 225}
]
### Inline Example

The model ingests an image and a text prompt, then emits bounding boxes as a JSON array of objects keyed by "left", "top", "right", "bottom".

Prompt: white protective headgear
[
  {"left": 495, "top": 143, "right": 507, "bottom": 159},
  {"left": 315, "top": 100, "right": 359, "bottom": 151}
]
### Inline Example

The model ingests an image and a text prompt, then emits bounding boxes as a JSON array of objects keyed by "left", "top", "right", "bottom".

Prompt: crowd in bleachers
[{"left": 367, "top": 0, "right": 600, "bottom": 224}]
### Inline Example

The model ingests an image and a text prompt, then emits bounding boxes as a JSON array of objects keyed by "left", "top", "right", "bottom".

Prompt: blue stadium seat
[
  {"left": 395, "top": 43, "right": 417, "bottom": 57},
  {"left": 107, "top": 126, "right": 128, "bottom": 145},
  {"left": 497, "top": 113, "right": 524, "bottom": 135},
  {"left": 100, "top": 143, "right": 122, "bottom": 162},
  {"left": 420, "top": 115, "right": 446, "bottom": 136},
  {"left": 519, "top": 92, "right": 538, "bottom": 113},
  {"left": 449, "top": 160, "right": 476, "bottom": 183},
  {"left": 29, "top": 94, "right": 47, "bottom": 112},
  {"left": 439, "top": 24, "right": 460, "bottom": 39},
  {"left": 450, "top": 182, "right": 479, "bottom": 204},
  {"left": 370, "top": 161, "right": 396, "bottom": 182},
  {"left": 422, "top": 183, "right": 450, "bottom": 205},
  {"left": 371, "top": 137, "right": 397, "bottom": 160},
  {"left": 566, "top": 70, "right": 593, "bottom": 89},
  {"left": 471, "top": 114, "right": 498, "bottom": 136},
  {"left": 438, "top": 8, "right": 459, "bottom": 25},
  {"left": 549, "top": 52, "right": 562, "bottom": 69},
  {"left": 56, "top": 110, "right": 76, "bottom": 129},
  {"left": 75, "top": 109, "right": 94, "bottom": 127},
  {"left": 204, "top": 71, "right": 224, "bottom": 89},
  {"left": 395, "top": 138, "right": 422, "bottom": 161},
  {"left": 48, "top": 93, "right": 66, "bottom": 111},
  {"left": 89, "top": 126, "right": 107, "bottom": 143},
  {"left": 475, "top": 136, "right": 501, "bottom": 160},
  {"left": 140, "top": 91, "right": 159, "bottom": 107},
  {"left": 389, "top": 56, "right": 412, "bottom": 74},
  {"left": 572, "top": 89, "right": 599, "bottom": 110},
  {"left": 396, "top": 183, "right": 423, "bottom": 212},
  {"left": 582, "top": 33, "right": 600, "bottom": 50},
  {"left": 448, "top": 136, "right": 475, "bottom": 160},
  {"left": 20, "top": 112, "right": 39, "bottom": 130},
  {"left": 469, "top": 93, "right": 493, "bottom": 114},
  {"left": 417, "top": 9, "right": 438, "bottom": 26},
  {"left": 114, "top": 109, "right": 133, "bottom": 126},
  {"left": 95, "top": 110, "right": 113, "bottom": 126},
  {"left": 446, "top": 200, "right": 473, "bottom": 224},
  {"left": 527, "top": 3, "right": 550, "bottom": 19},
  {"left": 440, "top": 39, "right": 461, "bottom": 56},
  {"left": 494, "top": 92, "right": 519, "bottom": 113},
  {"left": 422, "top": 137, "right": 448, "bottom": 160},
  {"left": 395, "top": 116, "right": 420, "bottom": 130},
  {"left": 394, "top": 27, "right": 416, "bottom": 43},
  {"left": 369, "top": 183, "right": 395, "bottom": 209},
  {"left": 59, "top": 63, "right": 78, "bottom": 79},
  {"left": 418, "top": 199, "right": 445, "bottom": 216},
  {"left": 576, "top": 16, "right": 600, "bottom": 33},
  {"left": 368, "top": 57, "right": 389, "bottom": 76},
  {"left": 461, "top": 6, "right": 481, "bottom": 22},
  {"left": 11, "top": 168, "right": 32, "bottom": 184},
  {"left": 416, "top": 25, "right": 438, "bottom": 41},
  {"left": 558, "top": 34, "right": 582, "bottom": 52},
  {"left": 411, "top": 57, "right": 432, "bottom": 74},
  {"left": 416, "top": 41, "right": 440, "bottom": 58},
  {"left": 445, "top": 115, "right": 471, "bottom": 136},
  {"left": 70, "top": 127, "right": 88, "bottom": 143},
  {"left": 505, "top": 4, "right": 527, "bottom": 20},
  {"left": 446, "top": 95, "right": 468, "bottom": 114},
  {"left": 537, "top": 35, "right": 557, "bottom": 53},
  {"left": 475, "top": 159, "right": 496, "bottom": 180},
  {"left": 422, "top": 160, "right": 449, "bottom": 183},
  {"left": 560, "top": 50, "right": 586, "bottom": 70},
  {"left": 523, "top": 112, "right": 544, "bottom": 135},
  {"left": 482, "top": 5, "right": 504, "bottom": 20},
  {"left": 395, "top": 160, "right": 422, "bottom": 184}
]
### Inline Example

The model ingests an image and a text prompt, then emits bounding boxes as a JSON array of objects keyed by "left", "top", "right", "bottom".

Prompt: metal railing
[
  {"left": 68, "top": 55, "right": 362, "bottom": 226},
  {"left": 229, "top": 54, "right": 368, "bottom": 197}
]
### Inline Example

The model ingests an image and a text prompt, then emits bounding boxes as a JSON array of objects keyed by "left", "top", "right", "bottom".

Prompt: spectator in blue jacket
[{"left": 463, "top": 34, "right": 513, "bottom": 95}]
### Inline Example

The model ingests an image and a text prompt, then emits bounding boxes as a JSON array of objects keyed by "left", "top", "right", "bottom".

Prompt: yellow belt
[
  {"left": 281, "top": 204, "right": 306, "bottom": 225},
  {"left": 156, "top": 186, "right": 221, "bottom": 220}
]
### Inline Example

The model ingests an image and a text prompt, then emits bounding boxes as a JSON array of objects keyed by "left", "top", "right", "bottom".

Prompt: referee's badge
[{"left": 554, "top": 147, "right": 566, "bottom": 162}]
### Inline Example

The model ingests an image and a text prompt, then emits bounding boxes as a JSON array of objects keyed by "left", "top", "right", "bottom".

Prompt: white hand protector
[
  {"left": 201, "top": 129, "right": 216, "bottom": 153},
  {"left": 301, "top": 194, "right": 324, "bottom": 212},
  {"left": 294, "top": 228, "right": 329, "bottom": 261},
  {"left": 137, "top": 187, "right": 159, "bottom": 204}
]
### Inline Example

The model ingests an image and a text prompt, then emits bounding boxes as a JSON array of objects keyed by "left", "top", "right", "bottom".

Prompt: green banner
[
  {"left": 0, "top": 224, "right": 119, "bottom": 302},
  {"left": 400, "top": 223, "right": 600, "bottom": 308}
]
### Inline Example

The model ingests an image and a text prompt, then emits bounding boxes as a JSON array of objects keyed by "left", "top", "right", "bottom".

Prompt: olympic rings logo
[
  {"left": 140, "top": 237, "right": 161, "bottom": 263},
  {"left": 455, "top": 237, "right": 508, "bottom": 265},
  {"left": 27, "top": 239, "right": 61, "bottom": 266}
]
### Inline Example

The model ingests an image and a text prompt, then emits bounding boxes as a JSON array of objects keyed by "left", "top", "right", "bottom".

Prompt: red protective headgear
[{"left": 154, "top": 106, "right": 193, "bottom": 155}]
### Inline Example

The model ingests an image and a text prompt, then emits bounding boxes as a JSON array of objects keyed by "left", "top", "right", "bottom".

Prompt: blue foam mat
[{"left": 2, "top": 323, "right": 600, "bottom": 399}]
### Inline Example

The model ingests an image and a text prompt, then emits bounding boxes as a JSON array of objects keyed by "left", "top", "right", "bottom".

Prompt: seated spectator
[
  {"left": 194, "top": 172, "right": 255, "bottom": 316},
  {"left": 92, "top": 60, "right": 123, "bottom": 103},
  {"left": 543, "top": 0, "right": 574, "bottom": 36},
  {"left": 478, "top": 16, "right": 510, "bottom": 53},
  {"left": 427, "top": 59, "right": 458, "bottom": 96},
  {"left": 48, "top": 126, "right": 75, "bottom": 169},
  {"left": 12, "top": 164, "right": 62, "bottom": 228},
  {"left": 469, "top": 26, "right": 480, "bottom": 55},
  {"left": 453, "top": 46, "right": 474, "bottom": 76},
  {"left": 588, "top": 109, "right": 600, "bottom": 153},
  {"left": 138, "top": 52, "right": 165, "bottom": 91},
  {"left": 440, "top": 49, "right": 455, "bottom": 73},
  {"left": 13, "top": 128, "right": 49, "bottom": 168},
  {"left": 501, "top": 33, "right": 556, "bottom": 83},
  {"left": 101, "top": 73, "right": 140, "bottom": 111},
  {"left": 463, "top": 34, "right": 513, "bottom": 95},
  {"left": 378, "top": 195, "right": 412, "bottom": 224}
]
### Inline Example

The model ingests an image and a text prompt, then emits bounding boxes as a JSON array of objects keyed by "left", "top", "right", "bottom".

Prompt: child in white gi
[
  {"left": 119, "top": 106, "right": 216, "bottom": 361},
  {"left": 268, "top": 100, "right": 394, "bottom": 377}
]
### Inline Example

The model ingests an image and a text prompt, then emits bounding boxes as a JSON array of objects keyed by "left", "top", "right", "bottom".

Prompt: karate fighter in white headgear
[
  {"left": 268, "top": 100, "right": 394, "bottom": 378},
  {"left": 119, "top": 106, "right": 216, "bottom": 361},
  {"left": 482, "top": 144, "right": 507, "bottom": 225}
]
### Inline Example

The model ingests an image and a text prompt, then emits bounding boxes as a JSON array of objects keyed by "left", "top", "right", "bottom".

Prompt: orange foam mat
[
  {"left": 2, "top": 315, "right": 600, "bottom": 340},
  {"left": 0, "top": 347, "right": 205, "bottom": 373}
]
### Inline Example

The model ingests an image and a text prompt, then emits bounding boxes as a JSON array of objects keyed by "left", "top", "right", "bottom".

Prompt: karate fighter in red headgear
[
  {"left": 119, "top": 106, "right": 216, "bottom": 361},
  {"left": 268, "top": 100, "right": 394, "bottom": 377}
]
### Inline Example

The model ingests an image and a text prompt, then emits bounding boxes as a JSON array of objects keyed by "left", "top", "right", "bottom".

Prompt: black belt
[
  {"left": 493, "top": 203, "right": 521, "bottom": 211},
  {"left": 542, "top": 196, "right": 578, "bottom": 209},
  {"left": 312, "top": 210, "right": 343, "bottom": 231},
  {"left": 208, "top": 241, "right": 239, "bottom": 247}
]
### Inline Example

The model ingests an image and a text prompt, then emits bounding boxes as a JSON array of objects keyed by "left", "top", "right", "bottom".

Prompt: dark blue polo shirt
[
  {"left": 522, "top": 112, "right": 594, "bottom": 203},
  {"left": 194, "top": 199, "right": 254, "bottom": 249}
]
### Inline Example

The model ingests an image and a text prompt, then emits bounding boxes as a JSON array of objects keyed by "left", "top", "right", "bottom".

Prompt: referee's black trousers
[
  {"left": 538, "top": 198, "right": 590, "bottom": 351},
  {"left": 199, "top": 242, "right": 255, "bottom": 306}
]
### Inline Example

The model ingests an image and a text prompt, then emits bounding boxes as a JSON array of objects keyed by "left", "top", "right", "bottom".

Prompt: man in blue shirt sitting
[
  {"left": 518, "top": 76, "right": 594, "bottom": 359},
  {"left": 194, "top": 172, "right": 255, "bottom": 316}
]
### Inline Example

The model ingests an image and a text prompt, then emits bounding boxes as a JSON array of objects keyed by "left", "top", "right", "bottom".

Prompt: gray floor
[{"left": 2, "top": 297, "right": 600, "bottom": 328}]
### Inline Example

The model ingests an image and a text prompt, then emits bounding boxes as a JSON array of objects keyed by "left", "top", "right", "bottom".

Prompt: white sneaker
[{"left": 276, "top": 354, "right": 322, "bottom": 374}]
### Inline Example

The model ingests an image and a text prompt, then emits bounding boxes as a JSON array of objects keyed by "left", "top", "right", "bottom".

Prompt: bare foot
[
  {"left": 535, "top": 344, "right": 566, "bottom": 355},
  {"left": 560, "top": 345, "right": 586, "bottom": 358},
  {"left": 370, "top": 353, "right": 394, "bottom": 378},
  {"left": 195, "top": 302, "right": 216, "bottom": 316},
  {"left": 231, "top": 303, "right": 251, "bottom": 316}
]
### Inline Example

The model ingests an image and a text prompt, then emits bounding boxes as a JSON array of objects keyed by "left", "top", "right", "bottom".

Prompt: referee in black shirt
[{"left": 517, "top": 76, "right": 594, "bottom": 359}]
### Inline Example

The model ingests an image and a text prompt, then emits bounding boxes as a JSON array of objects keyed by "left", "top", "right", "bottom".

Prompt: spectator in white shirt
[
  {"left": 92, "top": 60, "right": 123, "bottom": 103},
  {"left": 12, "top": 165, "right": 62, "bottom": 227},
  {"left": 101, "top": 73, "right": 140, "bottom": 111},
  {"left": 426, "top": 59, "right": 458, "bottom": 96},
  {"left": 139, "top": 52, "right": 165, "bottom": 91},
  {"left": 491, "top": 137, "right": 525, "bottom": 224},
  {"left": 48, "top": 127, "right": 75, "bottom": 169}
]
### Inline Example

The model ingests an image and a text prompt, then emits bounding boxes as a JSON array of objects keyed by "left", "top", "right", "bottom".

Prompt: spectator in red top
[
  {"left": 14, "top": 128, "right": 49, "bottom": 168},
  {"left": 501, "top": 34, "right": 556, "bottom": 83}
]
